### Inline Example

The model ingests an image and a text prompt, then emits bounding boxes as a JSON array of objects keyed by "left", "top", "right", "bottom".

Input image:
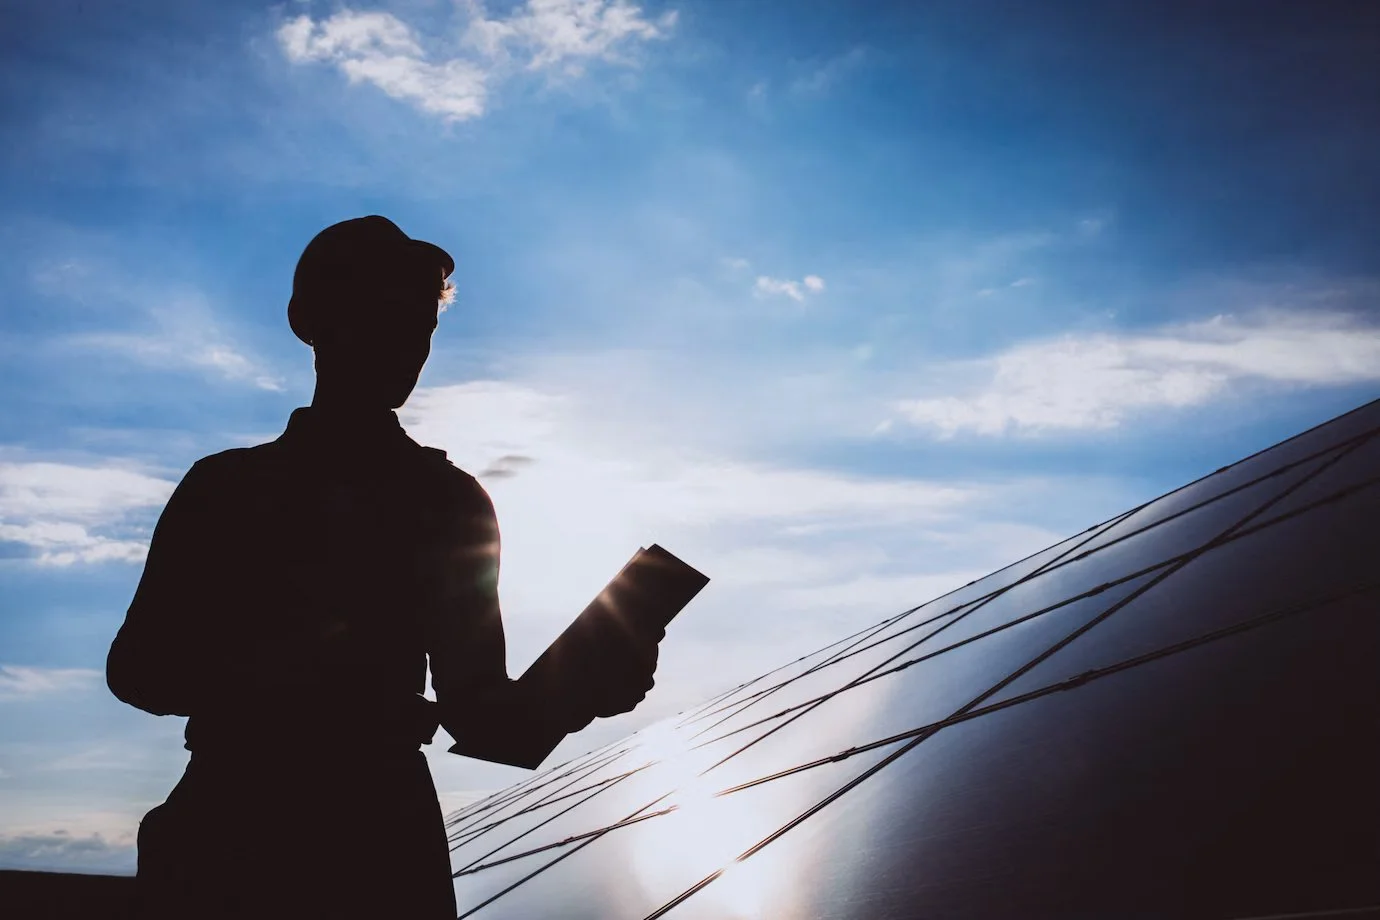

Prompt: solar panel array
[{"left": 443, "top": 399, "right": 1380, "bottom": 919}]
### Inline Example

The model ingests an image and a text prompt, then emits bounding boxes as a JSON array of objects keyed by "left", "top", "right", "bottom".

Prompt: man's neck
[{"left": 309, "top": 381, "right": 395, "bottom": 416}]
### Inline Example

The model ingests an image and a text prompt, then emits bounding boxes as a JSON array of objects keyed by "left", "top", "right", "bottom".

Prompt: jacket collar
[{"left": 280, "top": 406, "right": 409, "bottom": 448}]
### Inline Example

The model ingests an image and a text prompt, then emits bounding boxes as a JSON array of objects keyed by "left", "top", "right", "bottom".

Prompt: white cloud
[
  {"left": 0, "top": 830, "right": 136, "bottom": 873},
  {"left": 0, "top": 460, "right": 174, "bottom": 565},
  {"left": 29, "top": 255, "right": 282, "bottom": 391},
  {"left": 278, "top": 1, "right": 675, "bottom": 122},
  {"left": 892, "top": 311, "right": 1380, "bottom": 437},
  {"left": 46, "top": 266, "right": 283, "bottom": 391},
  {"left": 465, "top": 0, "right": 677, "bottom": 72},
  {"left": 77, "top": 330, "right": 282, "bottom": 391},
  {"left": 280, "top": 11, "right": 488, "bottom": 121},
  {"left": 397, "top": 374, "right": 1075, "bottom": 790},
  {"left": 397, "top": 377, "right": 1061, "bottom": 683},
  {"left": 754, "top": 274, "right": 825, "bottom": 302},
  {"left": 0, "top": 666, "right": 102, "bottom": 702}
]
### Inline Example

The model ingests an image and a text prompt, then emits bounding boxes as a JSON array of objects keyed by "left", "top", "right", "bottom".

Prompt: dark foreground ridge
[{"left": 0, "top": 870, "right": 133, "bottom": 919}]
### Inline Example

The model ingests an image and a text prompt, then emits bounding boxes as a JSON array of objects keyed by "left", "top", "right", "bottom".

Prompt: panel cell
[
  {"left": 658, "top": 589, "right": 1378, "bottom": 920},
  {"left": 986, "top": 475, "right": 1380, "bottom": 707},
  {"left": 1050, "top": 447, "right": 1336, "bottom": 573},
  {"left": 690, "top": 572, "right": 1158, "bottom": 794},
  {"left": 456, "top": 742, "right": 906, "bottom": 920}
]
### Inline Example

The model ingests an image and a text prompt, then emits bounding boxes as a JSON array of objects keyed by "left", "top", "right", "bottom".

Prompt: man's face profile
[{"left": 311, "top": 268, "right": 444, "bottom": 410}]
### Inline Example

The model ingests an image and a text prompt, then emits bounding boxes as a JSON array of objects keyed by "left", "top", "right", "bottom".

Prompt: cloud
[
  {"left": 1078, "top": 215, "right": 1111, "bottom": 236},
  {"left": 891, "top": 311, "right": 1380, "bottom": 437},
  {"left": 398, "top": 377, "right": 1027, "bottom": 679},
  {"left": 790, "top": 46, "right": 869, "bottom": 96},
  {"left": 398, "top": 373, "right": 1071, "bottom": 789},
  {"left": 465, "top": 0, "right": 677, "bottom": 73},
  {"left": 35, "top": 259, "right": 285, "bottom": 392},
  {"left": 754, "top": 274, "right": 825, "bottom": 302},
  {"left": 0, "top": 666, "right": 102, "bottom": 702},
  {"left": 74, "top": 306, "right": 283, "bottom": 391},
  {"left": 278, "top": 1, "right": 676, "bottom": 122},
  {"left": 279, "top": 11, "right": 488, "bottom": 121},
  {"left": 0, "top": 830, "right": 136, "bottom": 873},
  {"left": 477, "top": 453, "right": 537, "bottom": 479},
  {"left": 0, "top": 459, "right": 174, "bottom": 565}
]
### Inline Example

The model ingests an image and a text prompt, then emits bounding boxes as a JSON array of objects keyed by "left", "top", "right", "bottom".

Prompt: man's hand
[
  {"left": 555, "top": 613, "right": 663, "bottom": 726},
  {"left": 444, "top": 615, "right": 664, "bottom": 768},
  {"left": 589, "top": 618, "right": 662, "bottom": 717}
]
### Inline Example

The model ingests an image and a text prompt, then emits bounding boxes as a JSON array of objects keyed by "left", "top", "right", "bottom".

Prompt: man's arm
[
  {"left": 426, "top": 476, "right": 587, "bottom": 767},
  {"left": 429, "top": 472, "right": 665, "bottom": 768},
  {"left": 107, "top": 459, "right": 221, "bottom": 716}
]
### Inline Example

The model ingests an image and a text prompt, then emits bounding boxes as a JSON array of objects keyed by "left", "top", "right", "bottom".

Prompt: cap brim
[{"left": 410, "top": 239, "right": 455, "bottom": 280}]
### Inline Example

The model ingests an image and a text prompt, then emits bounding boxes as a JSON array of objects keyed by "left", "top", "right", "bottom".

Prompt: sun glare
[{"left": 621, "top": 719, "right": 789, "bottom": 918}]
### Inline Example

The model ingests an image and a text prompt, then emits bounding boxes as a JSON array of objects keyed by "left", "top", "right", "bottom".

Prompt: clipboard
[
  {"left": 525, "top": 544, "right": 710, "bottom": 671},
  {"left": 448, "top": 544, "right": 708, "bottom": 769}
]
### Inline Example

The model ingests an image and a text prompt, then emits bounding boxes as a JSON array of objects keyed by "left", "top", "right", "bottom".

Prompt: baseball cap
[{"left": 287, "top": 215, "right": 455, "bottom": 346}]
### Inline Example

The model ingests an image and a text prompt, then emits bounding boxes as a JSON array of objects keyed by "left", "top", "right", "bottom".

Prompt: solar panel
[{"left": 448, "top": 398, "right": 1380, "bottom": 919}]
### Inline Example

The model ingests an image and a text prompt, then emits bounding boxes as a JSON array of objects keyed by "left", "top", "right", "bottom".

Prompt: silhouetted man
[{"left": 107, "top": 216, "right": 661, "bottom": 919}]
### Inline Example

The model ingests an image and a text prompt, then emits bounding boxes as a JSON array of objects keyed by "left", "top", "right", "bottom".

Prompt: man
[{"left": 107, "top": 216, "right": 661, "bottom": 919}]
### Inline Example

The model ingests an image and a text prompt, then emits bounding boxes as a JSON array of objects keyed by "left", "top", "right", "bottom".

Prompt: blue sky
[{"left": 1, "top": 0, "right": 1378, "bottom": 873}]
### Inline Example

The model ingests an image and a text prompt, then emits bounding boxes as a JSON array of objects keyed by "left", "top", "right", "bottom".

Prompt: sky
[{"left": 1, "top": 0, "right": 1378, "bottom": 874}]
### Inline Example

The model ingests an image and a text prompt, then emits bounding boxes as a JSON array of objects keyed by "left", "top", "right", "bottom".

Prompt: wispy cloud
[
  {"left": 278, "top": 0, "right": 677, "bottom": 123},
  {"left": 400, "top": 377, "right": 1038, "bottom": 668},
  {"left": 0, "top": 460, "right": 174, "bottom": 565},
  {"left": 754, "top": 274, "right": 825, "bottom": 302},
  {"left": 398, "top": 372, "right": 1092, "bottom": 789},
  {"left": 34, "top": 259, "right": 284, "bottom": 392},
  {"left": 891, "top": 311, "right": 1380, "bottom": 437},
  {"left": 279, "top": 11, "right": 489, "bottom": 121},
  {"left": 464, "top": 0, "right": 677, "bottom": 72},
  {"left": 70, "top": 302, "right": 283, "bottom": 391},
  {"left": 0, "top": 830, "right": 135, "bottom": 873},
  {"left": 0, "top": 666, "right": 102, "bottom": 702},
  {"left": 790, "top": 46, "right": 869, "bottom": 96}
]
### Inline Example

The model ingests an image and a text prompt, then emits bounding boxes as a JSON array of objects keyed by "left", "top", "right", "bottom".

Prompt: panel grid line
[
  {"left": 454, "top": 798, "right": 675, "bottom": 920},
  {"left": 447, "top": 416, "right": 1377, "bottom": 917},
  {"left": 689, "top": 462, "right": 1380, "bottom": 756},
  {"left": 453, "top": 767, "right": 646, "bottom": 871},
  {"left": 455, "top": 578, "right": 1375, "bottom": 881},
  {"left": 445, "top": 745, "right": 631, "bottom": 835},
  {"left": 448, "top": 765, "right": 651, "bottom": 852},
  {"left": 638, "top": 441, "right": 1364, "bottom": 919},
  {"left": 685, "top": 508, "right": 1128, "bottom": 740},
  {"left": 685, "top": 430, "right": 1376, "bottom": 755},
  {"left": 448, "top": 461, "right": 1377, "bottom": 902}
]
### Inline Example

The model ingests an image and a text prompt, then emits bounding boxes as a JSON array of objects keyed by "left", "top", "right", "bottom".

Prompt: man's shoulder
[
  {"left": 171, "top": 444, "right": 294, "bottom": 502},
  {"left": 401, "top": 439, "right": 490, "bottom": 502},
  {"left": 184, "top": 444, "right": 259, "bottom": 478}
]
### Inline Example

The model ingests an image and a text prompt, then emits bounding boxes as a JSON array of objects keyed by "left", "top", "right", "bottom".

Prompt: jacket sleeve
[
  {"left": 427, "top": 472, "right": 582, "bottom": 767},
  {"left": 106, "top": 458, "right": 224, "bottom": 716},
  {"left": 425, "top": 473, "right": 510, "bottom": 707}
]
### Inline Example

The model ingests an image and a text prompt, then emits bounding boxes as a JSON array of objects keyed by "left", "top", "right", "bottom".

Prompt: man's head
[{"left": 289, "top": 216, "right": 455, "bottom": 409}]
